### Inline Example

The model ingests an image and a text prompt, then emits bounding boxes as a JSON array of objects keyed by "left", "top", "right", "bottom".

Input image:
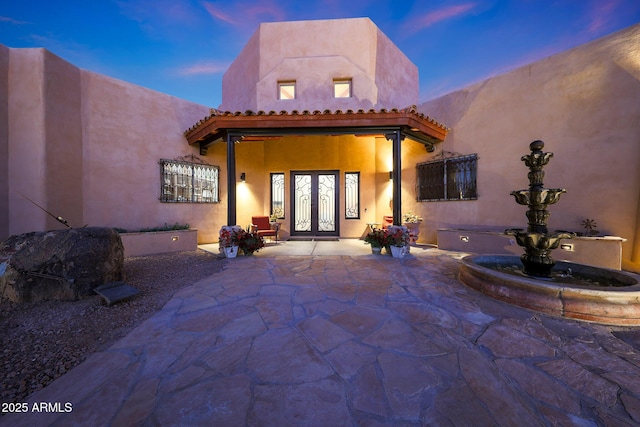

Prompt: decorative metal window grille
[
  {"left": 416, "top": 154, "right": 478, "bottom": 201},
  {"left": 345, "top": 172, "right": 360, "bottom": 218},
  {"left": 160, "top": 158, "right": 219, "bottom": 203},
  {"left": 271, "top": 173, "right": 285, "bottom": 218}
]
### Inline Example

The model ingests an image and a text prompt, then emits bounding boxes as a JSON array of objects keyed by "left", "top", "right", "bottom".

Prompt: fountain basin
[
  {"left": 510, "top": 188, "right": 566, "bottom": 206},
  {"left": 459, "top": 255, "right": 640, "bottom": 326}
]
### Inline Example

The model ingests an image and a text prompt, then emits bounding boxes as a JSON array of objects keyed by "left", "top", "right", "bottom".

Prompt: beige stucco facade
[
  {"left": 0, "top": 17, "right": 424, "bottom": 245},
  {"left": 221, "top": 18, "right": 418, "bottom": 112},
  {"left": 0, "top": 47, "right": 215, "bottom": 241},
  {"left": 1, "top": 18, "right": 639, "bottom": 268},
  {"left": 417, "top": 24, "right": 640, "bottom": 266}
]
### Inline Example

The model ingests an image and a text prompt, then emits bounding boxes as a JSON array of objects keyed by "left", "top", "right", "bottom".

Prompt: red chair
[
  {"left": 382, "top": 216, "right": 394, "bottom": 229},
  {"left": 251, "top": 216, "right": 278, "bottom": 243}
]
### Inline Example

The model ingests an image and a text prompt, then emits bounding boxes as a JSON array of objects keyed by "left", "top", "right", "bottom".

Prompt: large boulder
[{"left": 0, "top": 227, "right": 124, "bottom": 302}]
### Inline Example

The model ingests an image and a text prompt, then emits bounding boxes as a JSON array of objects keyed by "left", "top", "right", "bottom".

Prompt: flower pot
[
  {"left": 403, "top": 222, "right": 420, "bottom": 245},
  {"left": 224, "top": 245, "right": 239, "bottom": 258},
  {"left": 390, "top": 245, "right": 405, "bottom": 258},
  {"left": 371, "top": 246, "right": 382, "bottom": 255}
]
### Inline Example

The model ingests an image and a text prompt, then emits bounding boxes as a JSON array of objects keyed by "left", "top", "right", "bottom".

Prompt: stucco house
[{"left": 1, "top": 18, "right": 639, "bottom": 269}]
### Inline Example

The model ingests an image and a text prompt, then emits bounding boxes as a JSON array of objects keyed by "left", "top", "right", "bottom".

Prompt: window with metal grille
[
  {"left": 271, "top": 173, "right": 285, "bottom": 218},
  {"left": 160, "top": 159, "right": 219, "bottom": 203},
  {"left": 345, "top": 172, "right": 360, "bottom": 218},
  {"left": 416, "top": 154, "right": 478, "bottom": 201}
]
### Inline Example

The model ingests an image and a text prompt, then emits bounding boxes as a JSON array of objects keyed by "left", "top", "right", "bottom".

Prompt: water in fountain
[{"left": 475, "top": 256, "right": 635, "bottom": 287}]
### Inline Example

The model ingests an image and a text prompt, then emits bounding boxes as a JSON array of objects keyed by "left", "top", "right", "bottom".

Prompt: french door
[{"left": 290, "top": 171, "right": 339, "bottom": 237}]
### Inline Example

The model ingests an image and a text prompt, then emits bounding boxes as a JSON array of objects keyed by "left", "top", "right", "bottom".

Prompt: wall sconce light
[
  {"left": 389, "top": 171, "right": 393, "bottom": 180},
  {"left": 240, "top": 172, "right": 246, "bottom": 182}
]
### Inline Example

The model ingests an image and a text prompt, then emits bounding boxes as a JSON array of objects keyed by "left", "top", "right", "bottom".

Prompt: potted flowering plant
[
  {"left": 364, "top": 228, "right": 387, "bottom": 254},
  {"left": 402, "top": 211, "right": 423, "bottom": 245},
  {"left": 219, "top": 226, "right": 244, "bottom": 258},
  {"left": 402, "top": 212, "right": 422, "bottom": 223},
  {"left": 385, "top": 226, "right": 409, "bottom": 258},
  {"left": 238, "top": 231, "right": 265, "bottom": 255}
]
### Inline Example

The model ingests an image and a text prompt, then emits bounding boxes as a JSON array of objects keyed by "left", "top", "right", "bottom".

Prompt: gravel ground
[{"left": 0, "top": 249, "right": 224, "bottom": 404}]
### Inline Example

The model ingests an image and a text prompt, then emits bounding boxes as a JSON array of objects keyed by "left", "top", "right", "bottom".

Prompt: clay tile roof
[{"left": 184, "top": 106, "right": 449, "bottom": 148}]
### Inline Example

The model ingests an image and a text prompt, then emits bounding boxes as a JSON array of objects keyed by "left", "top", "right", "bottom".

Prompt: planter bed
[{"left": 119, "top": 229, "right": 198, "bottom": 257}]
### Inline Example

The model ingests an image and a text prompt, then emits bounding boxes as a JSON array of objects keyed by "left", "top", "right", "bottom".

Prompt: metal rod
[{"left": 20, "top": 193, "right": 71, "bottom": 228}]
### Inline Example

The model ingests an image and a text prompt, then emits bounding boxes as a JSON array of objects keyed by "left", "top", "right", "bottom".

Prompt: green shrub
[{"left": 137, "top": 223, "right": 190, "bottom": 233}]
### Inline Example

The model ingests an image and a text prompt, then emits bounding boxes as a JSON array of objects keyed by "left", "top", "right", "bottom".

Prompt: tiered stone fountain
[
  {"left": 458, "top": 141, "right": 640, "bottom": 326},
  {"left": 504, "top": 140, "right": 575, "bottom": 278}
]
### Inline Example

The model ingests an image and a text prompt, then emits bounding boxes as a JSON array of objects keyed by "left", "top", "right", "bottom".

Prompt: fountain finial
[
  {"left": 530, "top": 140, "right": 544, "bottom": 151},
  {"left": 505, "top": 140, "right": 574, "bottom": 278}
]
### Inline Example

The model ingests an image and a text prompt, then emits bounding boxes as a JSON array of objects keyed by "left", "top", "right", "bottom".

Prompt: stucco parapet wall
[{"left": 184, "top": 105, "right": 449, "bottom": 146}]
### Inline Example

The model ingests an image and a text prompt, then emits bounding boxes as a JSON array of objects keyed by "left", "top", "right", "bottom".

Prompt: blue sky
[{"left": 2, "top": 1, "right": 639, "bottom": 107}]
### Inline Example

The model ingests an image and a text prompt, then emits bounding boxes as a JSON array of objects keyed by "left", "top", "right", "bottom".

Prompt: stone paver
[{"left": 2, "top": 244, "right": 640, "bottom": 426}]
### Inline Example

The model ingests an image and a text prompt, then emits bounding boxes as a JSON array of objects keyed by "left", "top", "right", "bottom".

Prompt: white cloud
[{"left": 0, "top": 15, "right": 31, "bottom": 25}]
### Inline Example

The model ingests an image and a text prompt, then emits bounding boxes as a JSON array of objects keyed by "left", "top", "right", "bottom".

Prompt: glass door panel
[
  {"left": 318, "top": 174, "right": 336, "bottom": 232},
  {"left": 294, "top": 174, "right": 312, "bottom": 232},
  {"left": 291, "top": 171, "right": 339, "bottom": 236}
]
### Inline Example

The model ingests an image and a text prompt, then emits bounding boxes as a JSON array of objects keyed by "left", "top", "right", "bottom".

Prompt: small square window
[
  {"left": 278, "top": 81, "right": 296, "bottom": 100},
  {"left": 334, "top": 79, "right": 351, "bottom": 98}
]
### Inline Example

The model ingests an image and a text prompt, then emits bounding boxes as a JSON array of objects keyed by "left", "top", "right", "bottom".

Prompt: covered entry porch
[{"left": 184, "top": 107, "right": 448, "bottom": 239}]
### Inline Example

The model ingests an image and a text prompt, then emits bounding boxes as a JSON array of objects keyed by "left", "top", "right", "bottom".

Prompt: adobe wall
[
  {"left": 6, "top": 48, "right": 48, "bottom": 237},
  {"left": 221, "top": 18, "right": 418, "bottom": 112},
  {"left": 221, "top": 30, "right": 260, "bottom": 111},
  {"left": 374, "top": 28, "right": 418, "bottom": 108},
  {"left": 5, "top": 49, "right": 84, "bottom": 236},
  {"left": 255, "top": 18, "right": 379, "bottom": 112},
  {"left": 2, "top": 46, "right": 217, "bottom": 243},
  {"left": 44, "top": 50, "right": 84, "bottom": 230},
  {"left": 79, "top": 70, "right": 215, "bottom": 241},
  {"left": 417, "top": 24, "right": 640, "bottom": 263}
]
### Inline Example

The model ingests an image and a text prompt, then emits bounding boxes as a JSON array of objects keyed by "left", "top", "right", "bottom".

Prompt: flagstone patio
[{"left": 2, "top": 242, "right": 639, "bottom": 426}]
